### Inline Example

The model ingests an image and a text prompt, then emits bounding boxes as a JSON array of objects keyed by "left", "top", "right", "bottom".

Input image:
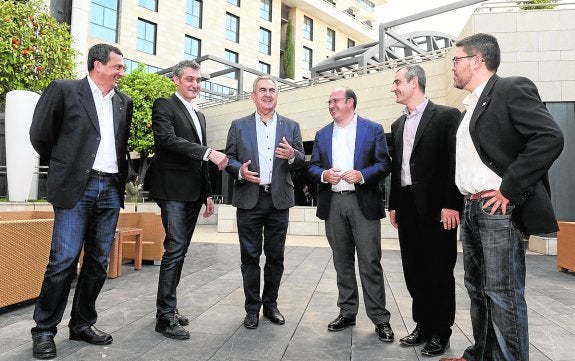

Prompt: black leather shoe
[
  {"left": 327, "top": 315, "right": 356, "bottom": 331},
  {"left": 244, "top": 313, "right": 259, "bottom": 329},
  {"left": 400, "top": 325, "right": 427, "bottom": 346},
  {"left": 175, "top": 309, "right": 189, "bottom": 326},
  {"left": 375, "top": 322, "right": 394, "bottom": 342},
  {"left": 421, "top": 335, "right": 449, "bottom": 356},
  {"left": 263, "top": 307, "right": 285, "bottom": 325},
  {"left": 155, "top": 316, "right": 190, "bottom": 340},
  {"left": 32, "top": 335, "right": 56, "bottom": 359},
  {"left": 69, "top": 326, "right": 112, "bottom": 345}
]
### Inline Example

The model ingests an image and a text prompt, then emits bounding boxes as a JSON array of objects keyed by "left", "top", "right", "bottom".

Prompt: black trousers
[
  {"left": 236, "top": 192, "right": 288, "bottom": 314},
  {"left": 397, "top": 187, "right": 457, "bottom": 338}
]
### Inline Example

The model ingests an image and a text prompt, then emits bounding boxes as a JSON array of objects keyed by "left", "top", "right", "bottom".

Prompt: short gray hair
[
  {"left": 252, "top": 75, "right": 277, "bottom": 93},
  {"left": 172, "top": 60, "right": 201, "bottom": 78},
  {"left": 398, "top": 64, "right": 426, "bottom": 92}
]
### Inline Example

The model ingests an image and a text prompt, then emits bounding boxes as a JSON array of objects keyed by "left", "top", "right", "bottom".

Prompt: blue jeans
[
  {"left": 461, "top": 198, "right": 528, "bottom": 361},
  {"left": 31, "top": 173, "right": 121, "bottom": 337},
  {"left": 155, "top": 199, "right": 202, "bottom": 318}
]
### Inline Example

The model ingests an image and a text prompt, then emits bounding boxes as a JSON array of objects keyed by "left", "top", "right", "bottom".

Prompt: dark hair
[
  {"left": 344, "top": 88, "right": 357, "bottom": 110},
  {"left": 172, "top": 60, "right": 201, "bottom": 78},
  {"left": 87, "top": 44, "right": 123, "bottom": 71},
  {"left": 399, "top": 65, "right": 426, "bottom": 92},
  {"left": 455, "top": 33, "right": 501, "bottom": 72}
]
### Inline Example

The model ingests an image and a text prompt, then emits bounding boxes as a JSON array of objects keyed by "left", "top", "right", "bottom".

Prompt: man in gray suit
[{"left": 225, "top": 76, "right": 305, "bottom": 329}]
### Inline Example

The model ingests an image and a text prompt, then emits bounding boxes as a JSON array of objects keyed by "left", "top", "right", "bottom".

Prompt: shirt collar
[
  {"left": 87, "top": 75, "right": 115, "bottom": 99},
  {"left": 464, "top": 79, "right": 489, "bottom": 107},
  {"left": 402, "top": 98, "right": 428, "bottom": 117},
  {"left": 334, "top": 113, "right": 358, "bottom": 129},
  {"left": 255, "top": 111, "right": 277, "bottom": 125},
  {"left": 174, "top": 92, "right": 200, "bottom": 112}
]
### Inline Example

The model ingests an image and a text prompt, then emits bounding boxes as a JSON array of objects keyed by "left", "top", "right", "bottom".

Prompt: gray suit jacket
[
  {"left": 30, "top": 77, "right": 133, "bottom": 208},
  {"left": 225, "top": 113, "right": 305, "bottom": 210}
]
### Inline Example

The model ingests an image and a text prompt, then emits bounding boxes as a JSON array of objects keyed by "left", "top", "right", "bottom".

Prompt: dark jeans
[
  {"left": 237, "top": 192, "right": 288, "bottom": 314},
  {"left": 397, "top": 187, "right": 457, "bottom": 337},
  {"left": 461, "top": 198, "right": 528, "bottom": 361},
  {"left": 31, "top": 173, "right": 120, "bottom": 337},
  {"left": 155, "top": 199, "right": 202, "bottom": 318}
]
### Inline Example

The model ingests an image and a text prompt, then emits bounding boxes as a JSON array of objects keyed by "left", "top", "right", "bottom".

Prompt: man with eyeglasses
[
  {"left": 308, "top": 87, "right": 394, "bottom": 342},
  {"left": 29, "top": 44, "right": 133, "bottom": 359},
  {"left": 225, "top": 76, "right": 305, "bottom": 329},
  {"left": 440, "top": 33, "right": 564, "bottom": 361}
]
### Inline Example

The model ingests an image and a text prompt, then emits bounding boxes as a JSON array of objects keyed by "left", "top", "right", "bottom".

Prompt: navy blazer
[
  {"left": 308, "top": 116, "right": 391, "bottom": 221},
  {"left": 30, "top": 77, "right": 133, "bottom": 208},
  {"left": 225, "top": 113, "right": 305, "bottom": 210},
  {"left": 466, "top": 75, "right": 564, "bottom": 234}
]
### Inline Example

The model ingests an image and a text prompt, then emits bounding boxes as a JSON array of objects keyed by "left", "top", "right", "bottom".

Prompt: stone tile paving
[{"left": 1, "top": 228, "right": 575, "bottom": 360}]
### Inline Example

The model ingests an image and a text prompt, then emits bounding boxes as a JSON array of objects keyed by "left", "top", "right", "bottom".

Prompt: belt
[
  {"left": 259, "top": 184, "right": 271, "bottom": 193},
  {"left": 465, "top": 190, "right": 493, "bottom": 200},
  {"left": 333, "top": 190, "right": 355, "bottom": 194},
  {"left": 90, "top": 169, "right": 117, "bottom": 176}
]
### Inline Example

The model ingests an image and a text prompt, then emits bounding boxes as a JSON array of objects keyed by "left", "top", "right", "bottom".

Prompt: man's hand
[
  {"left": 208, "top": 150, "right": 228, "bottom": 170},
  {"left": 340, "top": 169, "right": 362, "bottom": 184},
  {"left": 275, "top": 137, "right": 295, "bottom": 160},
  {"left": 440, "top": 208, "right": 460, "bottom": 230},
  {"left": 203, "top": 197, "right": 214, "bottom": 218},
  {"left": 389, "top": 210, "right": 398, "bottom": 229},
  {"left": 323, "top": 168, "right": 342, "bottom": 185},
  {"left": 240, "top": 160, "right": 260, "bottom": 184},
  {"left": 481, "top": 189, "right": 510, "bottom": 215}
]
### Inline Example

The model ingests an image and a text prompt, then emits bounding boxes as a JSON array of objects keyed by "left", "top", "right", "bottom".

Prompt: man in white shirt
[{"left": 308, "top": 87, "right": 394, "bottom": 342}]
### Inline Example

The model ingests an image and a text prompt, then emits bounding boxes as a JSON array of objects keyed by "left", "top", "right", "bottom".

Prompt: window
[
  {"left": 124, "top": 59, "right": 161, "bottom": 74},
  {"left": 224, "top": 49, "right": 238, "bottom": 79},
  {"left": 139, "top": 0, "right": 157, "bottom": 11},
  {"left": 347, "top": 38, "right": 356, "bottom": 48},
  {"left": 326, "top": 28, "right": 335, "bottom": 51},
  {"left": 225, "top": 13, "right": 239, "bottom": 42},
  {"left": 259, "top": 27, "right": 271, "bottom": 55},
  {"left": 186, "top": 0, "right": 202, "bottom": 28},
  {"left": 260, "top": 0, "right": 271, "bottom": 21},
  {"left": 303, "top": 16, "right": 313, "bottom": 41},
  {"left": 137, "top": 18, "right": 156, "bottom": 54},
  {"left": 184, "top": 36, "right": 201, "bottom": 59},
  {"left": 259, "top": 61, "right": 270, "bottom": 74},
  {"left": 90, "top": 0, "right": 118, "bottom": 42},
  {"left": 227, "top": 0, "right": 239, "bottom": 6},
  {"left": 303, "top": 46, "right": 313, "bottom": 70}
]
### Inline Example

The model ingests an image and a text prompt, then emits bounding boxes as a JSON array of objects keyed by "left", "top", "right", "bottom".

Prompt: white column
[
  {"left": 5, "top": 90, "right": 41, "bottom": 202},
  {"left": 71, "top": 0, "right": 91, "bottom": 78}
]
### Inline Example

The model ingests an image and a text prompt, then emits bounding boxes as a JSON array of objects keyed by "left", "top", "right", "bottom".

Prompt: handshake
[{"left": 208, "top": 149, "right": 228, "bottom": 170}]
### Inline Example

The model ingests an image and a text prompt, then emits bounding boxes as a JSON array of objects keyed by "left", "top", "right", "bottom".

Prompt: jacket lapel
[
  {"left": 469, "top": 75, "right": 497, "bottom": 131},
  {"left": 78, "top": 78, "right": 100, "bottom": 133},
  {"left": 248, "top": 113, "right": 260, "bottom": 171},
  {"left": 412, "top": 101, "right": 435, "bottom": 151},
  {"left": 323, "top": 123, "right": 334, "bottom": 167},
  {"left": 112, "top": 91, "right": 124, "bottom": 135},
  {"left": 354, "top": 117, "right": 367, "bottom": 165},
  {"left": 171, "top": 94, "right": 201, "bottom": 142},
  {"left": 395, "top": 115, "right": 406, "bottom": 166}
]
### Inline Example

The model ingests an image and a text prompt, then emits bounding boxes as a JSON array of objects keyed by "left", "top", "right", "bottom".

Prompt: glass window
[
  {"left": 225, "top": 13, "right": 239, "bottom": 42},
  {"left": 259, "top": 27, "right": 271, "bottom": 55},
  {"left": 260, "top": 0, "right": 271, "bottom": 21},
  {"left": 347, "top": 38, "right": 356, "bottom": 48},
  {"left": 139, "top": 0, "right": 157, "bottom": 11},
  {"left": 303, "top": 16, "right": 313, "bottom": 41},
  {"left": 326, "top": 28, "right": 335, "bottom": 51},
  {"left": 184, "top": 36, "right": 201, "bottom": 59},
  {"left": 186, "top": 0, "right": 202, "bottom": 28},
  {"left": 124, "top": 58, "right": 160, "bottom": 74},
  {"left": 224, "top": 49, "right": 239, "bottom": 79},
  {"left": 259, "top": 61, "right": 270, "bottom": 74},
  {"left": 137, "top": 18, "right": 157, "bottom": 54},
  {"left": 227, "top": 0, "right": 240, "bottom": 6},
  {"left": 90, "top": 0, "right": 118, "bottom": 42},
  {"left": 303, "top": 46, "right": 312, "bottom": 70}
]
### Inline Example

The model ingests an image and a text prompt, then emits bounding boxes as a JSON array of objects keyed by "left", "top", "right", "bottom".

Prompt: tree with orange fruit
[{"left": 0, "top": 0, "right": 76, "bottom": 102}]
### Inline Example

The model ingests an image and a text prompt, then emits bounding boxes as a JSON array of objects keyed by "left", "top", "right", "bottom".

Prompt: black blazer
[
  {"left": 29, "top": 77, "right": 133, "bottom": 208},
  {"left": 148, "top": 94, "right": 212, "bottom": 202},
  {"left": 308, "top": 116, "right": 391, "bottom": 221},
  {"left": 388, "top": 100, "right": 463, "bottom": 221},
  {"left": 467, "top": 75, "right": 564, "bottom": 234}
]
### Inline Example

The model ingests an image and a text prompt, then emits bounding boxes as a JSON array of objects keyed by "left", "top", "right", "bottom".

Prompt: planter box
[{"left": 557, "top": 222, "right": 575, "bottom": 272}]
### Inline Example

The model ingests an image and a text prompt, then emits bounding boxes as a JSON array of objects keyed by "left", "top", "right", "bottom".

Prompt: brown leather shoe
[{"left": 439, "top": 358, "right": 466, "bottom": 361}]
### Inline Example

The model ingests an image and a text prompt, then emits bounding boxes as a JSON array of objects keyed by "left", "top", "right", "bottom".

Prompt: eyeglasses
[
  {"left": 451, "top": 55, "right": 475, "bottom": 66},
  {"left": 326, "top": 97, "right": 349, "bottom": 105}
]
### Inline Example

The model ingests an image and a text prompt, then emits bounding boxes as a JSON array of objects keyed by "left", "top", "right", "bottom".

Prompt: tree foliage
[
  {"left": 517, "top": 0, "right": 557, "bottom": 10},
  {"left": 0, "top": 0, "right": 76, "bottom": 102},
  {"left": 117, "top": 64, "right": 175, "bottom": 182},
  {"left": 283, "top": 20, "right": 295, "bottom": 79}
]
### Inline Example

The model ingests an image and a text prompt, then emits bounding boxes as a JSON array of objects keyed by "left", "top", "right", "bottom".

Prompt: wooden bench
[
  {"left": 108, "top": 227, "right": 145, "bottom": 278},
  {"left": 557, "top": 222, "right": 575, "bottom": 273}
]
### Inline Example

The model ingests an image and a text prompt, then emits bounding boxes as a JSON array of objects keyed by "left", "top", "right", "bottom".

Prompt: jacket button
[
  {"left": 85, "top": 169, "right": 90, "bottom": 173},
  {"left": 97, "top": 137, "right": 101, "bottom": 141},
  {"left": 91, "top": 154, "right": 96, "bottom": 158}
]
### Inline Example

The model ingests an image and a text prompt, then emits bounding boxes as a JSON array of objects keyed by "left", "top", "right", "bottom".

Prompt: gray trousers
[{"left": 325, "top": 193, "right": 391, "bottom": 325}]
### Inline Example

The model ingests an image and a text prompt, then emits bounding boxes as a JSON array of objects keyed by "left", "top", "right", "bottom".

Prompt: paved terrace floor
[{"left": 1, "top": 225, "right": 575, "bottom": 361}]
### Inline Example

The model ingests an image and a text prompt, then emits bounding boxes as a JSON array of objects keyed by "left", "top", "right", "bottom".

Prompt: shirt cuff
[
  {"left": 321, "top": 171, "right": 328, "bottom": 184},
  {"left": 202, "top": 148, "right": 212, "bottom": 161}
]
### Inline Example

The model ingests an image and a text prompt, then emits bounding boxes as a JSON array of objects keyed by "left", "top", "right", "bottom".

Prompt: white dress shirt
[
  {"left": 174, "top": 92, "right": 211, "bottom": 160},
  {"left": 455, "top": 80, "right": 502, "bottom": 195},
  {"left": 254, "top": 112, "right": 277, "bottom": 185},
  {"left": 88, "top": 76, "right": 118, "bottom": 173},
  {"left": 401, "top": 98, "right": 428, "bottom": 186},
  {"left": 330, "top": 114, "right": 358, "bottom": 192}
]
